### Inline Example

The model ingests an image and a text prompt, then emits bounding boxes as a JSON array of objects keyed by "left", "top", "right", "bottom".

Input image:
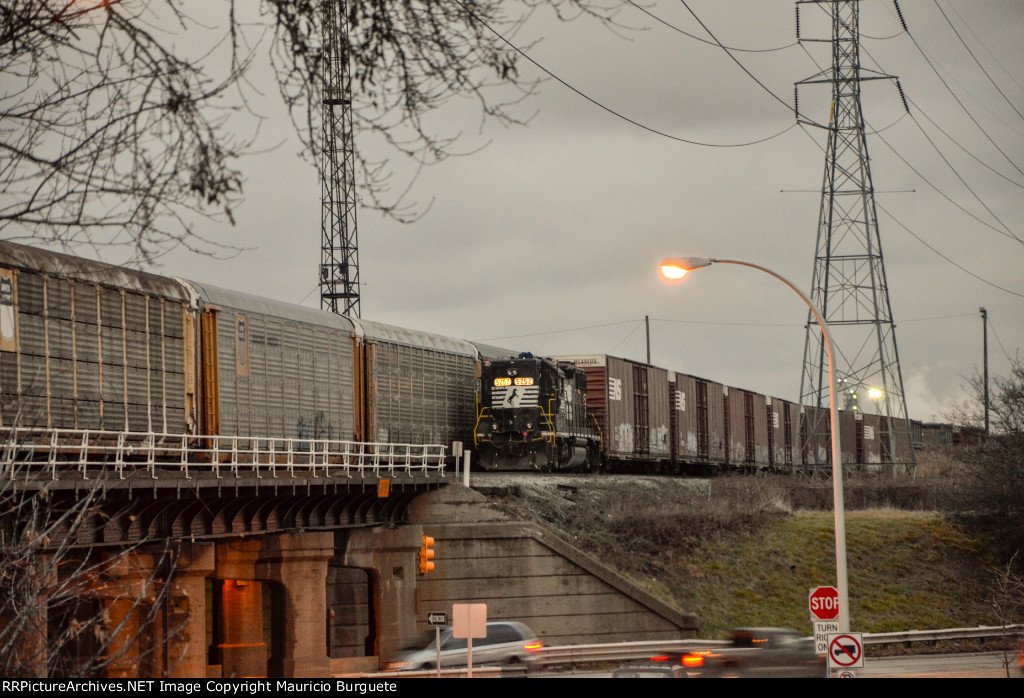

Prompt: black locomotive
[{"left": 474, "top": 353, "right": 602, "bottom": 471}]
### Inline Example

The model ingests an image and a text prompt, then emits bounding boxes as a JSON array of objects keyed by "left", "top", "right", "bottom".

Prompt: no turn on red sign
[{"left": 808, "top": 585, "right": 840, "bottom": 621}]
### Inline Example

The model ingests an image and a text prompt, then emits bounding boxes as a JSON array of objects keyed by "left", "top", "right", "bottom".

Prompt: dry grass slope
[{"left": 490, "top": 473, "right": 1013, "bottom": 640}]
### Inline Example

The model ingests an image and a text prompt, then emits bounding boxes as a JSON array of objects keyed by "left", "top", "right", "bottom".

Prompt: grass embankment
[
  {"left": 677, "top": 509, "right": 990, "bottom": 636},
  {"left": 495, "top": 474, "right": 1009, "bottom": 639}
]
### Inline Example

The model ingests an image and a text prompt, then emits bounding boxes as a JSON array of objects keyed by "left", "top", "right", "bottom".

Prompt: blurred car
[
  {"left": 680, "top": 627, "right": 825, "bottom": 678},
  {"left": 612, "top": 664, "right": 687, "bottom": 678},
  {"left": 384, "top": 621, "right": 542, "bottom": 671}
]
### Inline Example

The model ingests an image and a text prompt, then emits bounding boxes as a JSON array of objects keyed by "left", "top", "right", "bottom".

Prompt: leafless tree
[
  {"left": 1, "top": 1, "right": 623, "bottom": 261},
  {"left": 948, "top": 353, "right": 1024, "bottom": 436},
  {"left": 945, "top": 353, "right": 1024, "bottom": 561},
  {"left": 1, "top": 1, "right": 249, "bottom": 264},
  {"left": 0, "top": 452, "right": 181, "bottom": 677},
  {"left": 989, "top": 553, "right": 1024, "bottom": 678}
]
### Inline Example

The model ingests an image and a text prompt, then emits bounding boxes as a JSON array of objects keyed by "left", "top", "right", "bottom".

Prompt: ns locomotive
[{"left": 474, "top": 353, "right": 601, "bottom": 471}]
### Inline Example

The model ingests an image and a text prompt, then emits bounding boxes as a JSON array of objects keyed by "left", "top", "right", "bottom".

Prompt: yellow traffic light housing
[{"left": 419, "top": 534, "right": 435, "bottom": 574}]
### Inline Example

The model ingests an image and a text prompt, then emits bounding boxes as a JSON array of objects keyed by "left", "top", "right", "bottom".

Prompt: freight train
[
  {"left": 0, "top": 241, "right": 917, "bottom": 474},
  {"left": 475, "top": 351, "right": 918, "bottom": 474}
]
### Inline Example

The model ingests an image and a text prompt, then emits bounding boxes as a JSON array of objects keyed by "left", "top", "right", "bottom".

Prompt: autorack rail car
[
  {"left": 0, "top": 240, "right": 484, "bottom": 463},
  {"left": 0, "top": 241, "right": 194, "bottom": 435}
]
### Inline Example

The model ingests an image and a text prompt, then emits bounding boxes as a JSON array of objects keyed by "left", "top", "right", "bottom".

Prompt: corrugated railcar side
[
  {"left": 0, "top": 241, "right": 194, "bottom": 435},
  {"left": 554, "top": 354, "right": 671, "bottom": 469},
  {"left": 352, "top": 318, "right": 478, "bottom": 449},
  {"left": 186, "top": 282, "right": 358, "bottom": 442}
]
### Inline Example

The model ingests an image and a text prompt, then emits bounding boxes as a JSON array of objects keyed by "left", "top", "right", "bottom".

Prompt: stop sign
[{"left": 809, "top": 586, "right": 840, "bottom": 620}]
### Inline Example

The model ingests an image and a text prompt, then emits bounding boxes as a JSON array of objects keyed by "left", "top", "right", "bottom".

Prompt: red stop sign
[{"left": 809, "top": 586, "right": 840, "bottom": 620}]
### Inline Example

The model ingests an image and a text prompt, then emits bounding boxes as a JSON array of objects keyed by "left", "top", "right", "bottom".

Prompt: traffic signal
[{"left": 418, "top": 534, "right": 435, "bottom": 574}]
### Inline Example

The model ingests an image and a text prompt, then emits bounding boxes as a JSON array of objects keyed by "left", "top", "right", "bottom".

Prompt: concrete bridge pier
[
  {"left": 166, "top": 543, "right": 216, "bottom": 678},
  {"left": 255, "top": 533, "right": 335, "bottom": 678},
  {"left": 335, "top": 526, "right": 422, "bottom": 664}
]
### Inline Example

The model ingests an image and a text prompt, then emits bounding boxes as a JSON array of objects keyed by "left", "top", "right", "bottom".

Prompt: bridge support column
[
  {"left": 339, "top": 527, "right": 421, "bottom": 661},
  {"left": 214, "top": 539, "right": 265, "bottom": 678},
  {"left": 9, "top": 554, "right": 54, "bottom": 677},
  {"left": 98, "top": 547, "right": 174, "bottom": 678},
  {"left": 167, "top": 543, "right": 216, "bottom": 678},
  {"left": 256, "top": 532, "right": 335, "bottom": 678},
  {"left": 220, "top": 579, "right": 266, "bottom": 678}
]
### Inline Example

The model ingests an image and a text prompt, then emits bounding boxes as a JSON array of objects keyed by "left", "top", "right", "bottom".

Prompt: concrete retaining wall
[{"left": 407, "top": 485, "right": 697, "bottom": 648}]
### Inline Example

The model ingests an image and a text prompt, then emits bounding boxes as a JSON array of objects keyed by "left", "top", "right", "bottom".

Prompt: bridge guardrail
[{"left": 1, "top": 427, "right": 448, "bottom": 480}]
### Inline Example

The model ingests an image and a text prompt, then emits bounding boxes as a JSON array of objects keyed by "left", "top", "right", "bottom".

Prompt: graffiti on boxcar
[{"left": 296, "top": 411, "right": 332, "bottom": 441}]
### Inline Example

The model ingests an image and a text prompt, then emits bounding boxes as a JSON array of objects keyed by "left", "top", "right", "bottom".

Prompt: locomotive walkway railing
[{"left": 0, "top": 427, "right": 447, "bottom": 481}]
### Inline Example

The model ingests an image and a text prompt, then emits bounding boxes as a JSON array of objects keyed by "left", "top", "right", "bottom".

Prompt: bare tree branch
[{"left": 1, "top": 1, "right": 626, "bottom": 259}]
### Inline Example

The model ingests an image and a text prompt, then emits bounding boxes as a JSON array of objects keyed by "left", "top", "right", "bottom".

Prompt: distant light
[
  {"left": 868, "top": 387, "right": 883, "bottom": 399},
  {"left": 660, "top": 264, "right": 688, "bottom": 280}
]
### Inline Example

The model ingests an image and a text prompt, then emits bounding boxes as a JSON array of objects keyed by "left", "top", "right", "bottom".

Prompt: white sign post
[
  {"left": 453, "top": 603, "right": 487, "bottom": 678},
  {"left": 427, "top": 612, "right": 448, "bottom": 678}
]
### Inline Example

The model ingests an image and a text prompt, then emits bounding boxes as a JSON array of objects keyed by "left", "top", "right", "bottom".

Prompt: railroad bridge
[{"left": 3, "top": 428, "right": 695, "bottom": 678}]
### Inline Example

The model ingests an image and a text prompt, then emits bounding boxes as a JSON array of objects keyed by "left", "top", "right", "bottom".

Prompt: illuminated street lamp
[{"left": 659, "top": 257, "right": 850, "bottom": 633}]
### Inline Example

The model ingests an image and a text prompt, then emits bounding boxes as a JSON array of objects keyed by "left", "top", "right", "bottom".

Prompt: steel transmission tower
[
  {"left": 321, "top": 0, "right": 360, "bottom": 316},
  {"left": 796, "top": 0, "right": 915, "bottom": 472}
]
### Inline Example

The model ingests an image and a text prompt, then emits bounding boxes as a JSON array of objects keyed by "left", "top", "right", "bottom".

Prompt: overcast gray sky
[{"left": 151, "top": 1, "right": 1024, "bottom": 423}]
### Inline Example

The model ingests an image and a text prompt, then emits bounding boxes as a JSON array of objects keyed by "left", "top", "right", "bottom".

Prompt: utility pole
[
  {"left": 321, "top": 0, "right": 360, "bottom": 316},
  {"left": 795, "top": 0, "right": 915, "bottom": 475},
  {"left": 980, "top": 307, "right": 989, "bottom": 436},
  {"left": 645, "top": 315, "right": 651, "bottom": 364}
]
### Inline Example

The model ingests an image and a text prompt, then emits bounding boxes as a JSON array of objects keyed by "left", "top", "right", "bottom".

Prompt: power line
[
  {"left": 932, "top": 0, "right": 1024, "bottom": 124},
  {"left": 986, "top": 316, "right": 1016, "bottom": 363},
  {"left": 874, "top": 198, "right": 1024, "bottom": 300},
  {"left": 478, "top": 319, "right": 641, "bottom": 342},
  {"left": 625, "top": 0, "right": 797, "bottom": 53},
  {"left": 675, "top": 0, "right": 795, "bottom": 115},
  {"left": 450, "top": 0, "right": 798, "bottom": 148},
  {"left": 897, "top": 1, "right": 1024, "bottom": 181}
]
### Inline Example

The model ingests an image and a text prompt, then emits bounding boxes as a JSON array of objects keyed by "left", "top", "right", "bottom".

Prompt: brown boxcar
[
  {"left": 800, "top": 404, "right": 831, "bottom": 468},
  {"left": 554, "top": 354, "right": 671, "bottom": 468},
  {"left": 767, "top": 397, "right": 800, "bottom": 472},
  {"left": 723, "top": 385, "right": 770, "bottom": 471},
  {"left": 668, "top": 371, "right": 699, "bottom": 469}
]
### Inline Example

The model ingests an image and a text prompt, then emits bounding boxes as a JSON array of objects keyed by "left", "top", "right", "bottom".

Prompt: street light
[{"left": 659, "top": 257, "right": 850, "bottom": 633}]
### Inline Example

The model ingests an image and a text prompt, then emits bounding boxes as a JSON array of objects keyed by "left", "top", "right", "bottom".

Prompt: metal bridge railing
[{"left": 0, "top": 427, "right": 447, "bottom": 481}]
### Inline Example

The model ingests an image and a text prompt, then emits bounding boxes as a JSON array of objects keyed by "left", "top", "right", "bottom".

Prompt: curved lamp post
[{"left": 659, "top": 257, "right": 850, "bottom": 633}]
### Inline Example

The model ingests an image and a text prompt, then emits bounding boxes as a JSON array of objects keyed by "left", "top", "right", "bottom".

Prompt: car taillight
[
  {"left": 524, "top": 642, "right": 543, "bottom": 653},
  {"left": 650, "top": 655, "right": 670, "bottom": 662},
  {"left": 682, "top": 653, "right": 707, "bottom": 668}
]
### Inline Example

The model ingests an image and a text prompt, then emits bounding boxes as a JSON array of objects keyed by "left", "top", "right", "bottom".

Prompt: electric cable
[{"left": 450, "top": 0, "right": 798, "bottom": 148}]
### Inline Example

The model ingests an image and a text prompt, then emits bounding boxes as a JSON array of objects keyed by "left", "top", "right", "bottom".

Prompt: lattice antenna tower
[
  {"left": 794, "top": 0, "right": 915, "bottom": 472},
  {"left": 321, "top": 0, "right": 360, "bottom": 317}
]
